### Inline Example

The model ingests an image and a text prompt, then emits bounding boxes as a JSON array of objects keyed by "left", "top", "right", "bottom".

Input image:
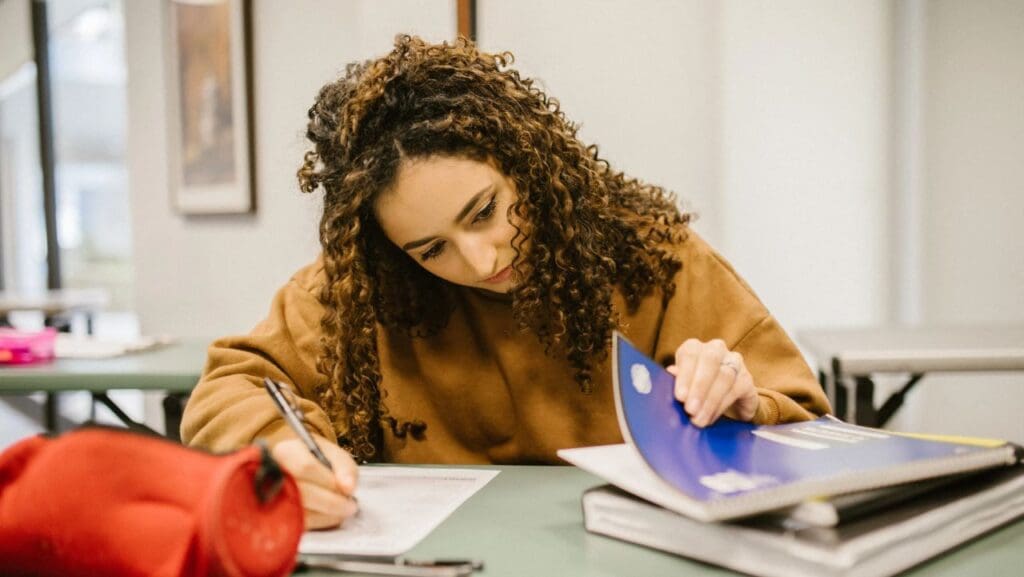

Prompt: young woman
[{"left": 181, "top": 36, "right": 830, "bottom": 529}]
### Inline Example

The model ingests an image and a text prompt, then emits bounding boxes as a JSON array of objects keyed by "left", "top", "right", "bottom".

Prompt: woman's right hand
[{"left": 271, "top": 436, "right": 360, "bottom": 529}]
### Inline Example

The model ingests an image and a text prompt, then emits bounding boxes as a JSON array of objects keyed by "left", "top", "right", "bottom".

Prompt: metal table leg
[
  {"left": 163, "top": 393, "right": 188, "bottom": 443},
  {"left": 91, "top": 392, "right": 160, "bottom": 436},
  {"left": 44, "top": 392, "right": 58, "bottom": 433},
  {"left": 847, "top": 373, "right": 925, "bottom": 428}
]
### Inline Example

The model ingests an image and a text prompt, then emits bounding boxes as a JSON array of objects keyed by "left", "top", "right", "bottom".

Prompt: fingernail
[
  {"left": 697, "top": 410, "right": 711, "bottom": 426},
  {"left": 688, "top": 398, "right": 702, "bottom": 415},
  {"left": 345, "top": 496, "right": 360, "bottom": 515}
]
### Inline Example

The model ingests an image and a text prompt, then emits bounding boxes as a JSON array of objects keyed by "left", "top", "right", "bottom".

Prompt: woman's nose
[{"left": 461, "top": 239, "right": 497, "bottom": 278}]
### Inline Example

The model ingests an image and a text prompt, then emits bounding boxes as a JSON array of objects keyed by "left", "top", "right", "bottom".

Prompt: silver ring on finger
[{"left": 720, "top": 353, "right": 741, "bottom": 375}]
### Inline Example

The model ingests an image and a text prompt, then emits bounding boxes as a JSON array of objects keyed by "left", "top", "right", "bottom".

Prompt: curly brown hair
[{"left": 297, "top": 35, "right": 690, "bottom": 462}]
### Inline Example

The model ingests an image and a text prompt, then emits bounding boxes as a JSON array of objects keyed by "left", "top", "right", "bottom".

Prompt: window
[
  {"left": 48, "top": 0, "right": 133, "bottom": 309},
  {"left": 0, "top": 63, "right": 48, "bottom": 295}
]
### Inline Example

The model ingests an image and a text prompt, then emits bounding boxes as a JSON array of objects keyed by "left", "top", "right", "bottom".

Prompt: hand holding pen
[{"left": 264, "top": 377, "right": 360, "bottom": 530}]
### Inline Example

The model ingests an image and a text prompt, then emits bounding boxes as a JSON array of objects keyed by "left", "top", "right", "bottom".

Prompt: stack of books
[{"left": 558, "top": 333, "right": 1024, "bottom": 577}]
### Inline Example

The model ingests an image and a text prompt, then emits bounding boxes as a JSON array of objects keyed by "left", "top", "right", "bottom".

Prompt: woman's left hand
[{"left": 667, "top": 338, "right": 759, "bottom": 427}]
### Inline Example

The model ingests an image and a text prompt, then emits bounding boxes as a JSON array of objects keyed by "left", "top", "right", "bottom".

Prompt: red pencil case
[{"left": 0, "top": 428, "right": 304, "bottom": 577}]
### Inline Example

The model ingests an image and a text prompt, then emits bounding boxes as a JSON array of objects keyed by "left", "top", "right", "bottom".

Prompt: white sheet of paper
[
  {"left": 54, "top": 334, "right": 174, "bottom": 358},
  {"left": 299, "top": 467, "right": 499, "bottom": 557},
  {"left": 557, "top": 444, "right": 705, "bottom": 517}
]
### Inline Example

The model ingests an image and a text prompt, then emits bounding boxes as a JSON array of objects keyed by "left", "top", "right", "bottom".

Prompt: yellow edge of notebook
[{"left": 887, "top": 431, "right": 1007, "bottom": 448}]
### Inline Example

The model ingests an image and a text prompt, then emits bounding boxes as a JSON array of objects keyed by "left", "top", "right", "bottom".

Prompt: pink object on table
[{"left": 0, "top": 327, "right": 57, "bottom": 365}]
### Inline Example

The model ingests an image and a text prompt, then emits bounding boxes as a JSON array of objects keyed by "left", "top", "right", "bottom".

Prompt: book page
[
  {"left": 558, "top": 444, "right": 710, "bottom": 520},
  {"left": 299, "top": 467, "right": 499, "bottom": 557}
]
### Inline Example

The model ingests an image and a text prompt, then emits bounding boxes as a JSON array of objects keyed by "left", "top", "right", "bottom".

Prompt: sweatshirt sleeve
[
  {"left": 651, "top": 233, "right": 832, "bottom": 425},
  {"left": 181, "top": 260, "right": 339, "bottom": 452}
]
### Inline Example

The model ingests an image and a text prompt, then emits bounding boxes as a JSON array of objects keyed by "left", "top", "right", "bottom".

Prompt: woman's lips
[{"left": 483, "top": 265, "right": 513, "bottom": 284}]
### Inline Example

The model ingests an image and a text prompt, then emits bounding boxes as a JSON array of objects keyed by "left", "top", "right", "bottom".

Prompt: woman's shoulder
[
  {"left": 256, "top": 256, "right": 328, "bottom": 334},
  {"left": 660, "top": 226, "right": 719, "bottom": 267},
  {"left": 666, "top": 228, "right": 761, "bottom": 299},
  {"left": 287, "top": 255, "right": 328, "bottom": 297}
]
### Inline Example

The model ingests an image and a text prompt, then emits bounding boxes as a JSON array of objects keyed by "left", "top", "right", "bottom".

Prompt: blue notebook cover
[{"left": 611, "top": 332, "right": 1017, "bottom": 512}]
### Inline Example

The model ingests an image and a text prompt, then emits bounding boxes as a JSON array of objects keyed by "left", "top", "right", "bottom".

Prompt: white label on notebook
[
  {"left": 752, "top": 430, "right": 830, "bottom": 450},
  {"left": 698, "top": 470, "right": 779, "bottom": 494},
  {"left": 630, "top": 363, "right": 653, "bottom": 394}
]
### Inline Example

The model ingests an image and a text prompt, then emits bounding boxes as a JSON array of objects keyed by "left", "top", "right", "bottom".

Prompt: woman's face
[{"left": 374, "top": 156, "right": 521, "bottom": 294}]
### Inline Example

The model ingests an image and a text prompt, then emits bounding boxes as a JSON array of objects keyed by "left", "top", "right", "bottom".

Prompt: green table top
[
  {"left": 298, "top": 465, "right": 1024, "bottom": 577},
  {"left": 0, "top": 339, "right": 209, "bottom": 393}
]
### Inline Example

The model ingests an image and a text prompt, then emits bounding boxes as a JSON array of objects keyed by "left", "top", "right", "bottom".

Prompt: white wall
[
  {"left": 0, "top": 0, "right": 33, "bottom": 81},
  {"left": 718, "top": 0, "right": 891, "bottom": 331},
  {"left": 889, "top": 0, "right": 1024, "bottom": 441},
  {"left": 125, "top": 0, "right": 455, "bottom": 339},
  {"left": 922, "top": 0, "right": 1024, "bottom": 325}
]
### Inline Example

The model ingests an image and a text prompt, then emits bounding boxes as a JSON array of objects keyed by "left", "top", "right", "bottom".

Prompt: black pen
[{"left": 263, "top": 377, "right": 333, "bottom": 471}]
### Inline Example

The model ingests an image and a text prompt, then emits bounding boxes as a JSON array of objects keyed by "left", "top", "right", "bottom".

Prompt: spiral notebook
[{"left": 557, "top": 332, "right": 1020, "bottom": 522}]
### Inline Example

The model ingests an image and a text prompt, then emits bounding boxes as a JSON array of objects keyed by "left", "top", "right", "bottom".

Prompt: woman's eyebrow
[
  {"left": 453, "top": 184, "right": 494, "bottom": 223},
  {"left": 401, "top": 184, "right": 494, "bottom": 251}
]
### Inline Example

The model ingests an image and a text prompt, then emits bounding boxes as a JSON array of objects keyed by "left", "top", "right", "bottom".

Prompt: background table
[
  {"left": 0, "top": 338, "right": 208, "bottom": 440},
  {"left": 0, "top": 288, "right": 110, "bottom": 332},
  {"left": 798, "top": 325, "right": 1024, "bottom": 427},
  {"left": 298, "top": 465, "right": 1024, "bottom": 577}
]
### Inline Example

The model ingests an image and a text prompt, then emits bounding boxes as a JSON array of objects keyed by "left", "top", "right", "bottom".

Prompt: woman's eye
[
  {"left": 473, "top": 197, "right": 497, "bottom": 223},
  {"left": 420, "top": 241, "right": 445, "bottom": 262}
]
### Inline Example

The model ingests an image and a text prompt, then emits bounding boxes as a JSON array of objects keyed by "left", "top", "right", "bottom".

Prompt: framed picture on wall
[{"left": 165, "top": 0, "right": 255, "bottom": 215}]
